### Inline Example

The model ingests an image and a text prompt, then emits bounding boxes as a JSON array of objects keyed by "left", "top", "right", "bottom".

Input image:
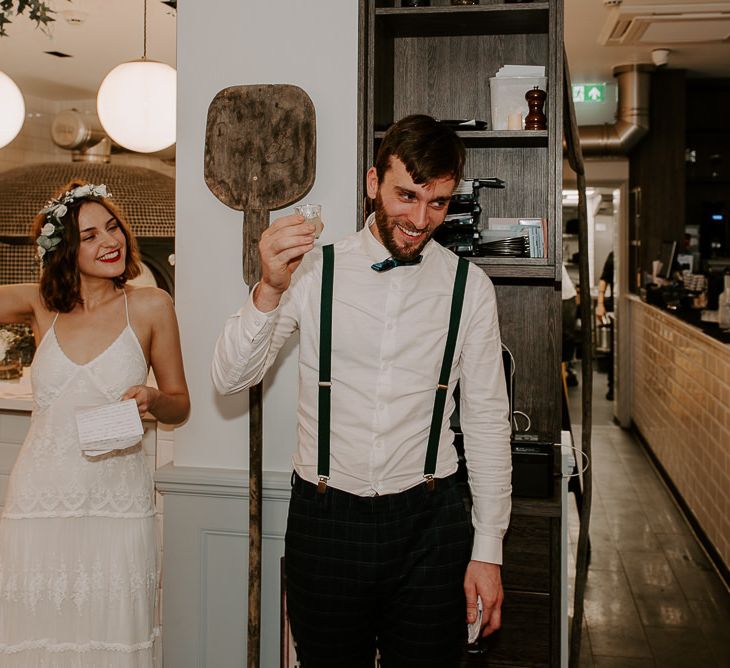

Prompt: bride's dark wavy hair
[{"left": 31, "top": 180, "right": 141, "bottom": 313}]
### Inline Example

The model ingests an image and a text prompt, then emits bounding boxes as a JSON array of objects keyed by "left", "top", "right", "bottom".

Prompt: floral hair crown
[{"left": 36, "top": 183, "right": 112, "bottom": 261}]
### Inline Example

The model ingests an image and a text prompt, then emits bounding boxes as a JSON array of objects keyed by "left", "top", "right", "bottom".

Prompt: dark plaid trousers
[{"left": 285, "top": 472, "right": 472, "bottom": 668}]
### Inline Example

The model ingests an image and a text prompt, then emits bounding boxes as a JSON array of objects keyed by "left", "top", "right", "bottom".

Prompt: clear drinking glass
[{"left": 294, "top": 203, "right": 324, "bottom": 239}]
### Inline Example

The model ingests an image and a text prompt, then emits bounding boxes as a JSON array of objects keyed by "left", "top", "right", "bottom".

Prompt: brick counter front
[{"left": 629, "top": 296, "right": 730, "bottom": 569}]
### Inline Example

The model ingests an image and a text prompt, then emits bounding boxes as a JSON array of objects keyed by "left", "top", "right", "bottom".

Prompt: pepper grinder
[{"left": 524, "top": 86, "right": 547, "bottom": 131}]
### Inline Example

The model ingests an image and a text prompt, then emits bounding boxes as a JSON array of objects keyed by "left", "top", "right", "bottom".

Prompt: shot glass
[{"left": 294, "top": 203, "right": 324, "bottom": 239}]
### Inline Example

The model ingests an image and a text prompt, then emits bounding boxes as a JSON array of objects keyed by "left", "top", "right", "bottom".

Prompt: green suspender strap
[
  {"left": 317, "top": 244, "right": 335, "bottom": 493},
  {"left": 423, "top": 257, "right": 469, "bottom": 490}
]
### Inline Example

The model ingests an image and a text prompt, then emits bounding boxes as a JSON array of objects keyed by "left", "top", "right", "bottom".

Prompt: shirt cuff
[
  {"left": 237, "top": 284, "right": 279, "bottom": 341},
  {"left": 471, "top": 534, "right": 503, "bottom": 565}
]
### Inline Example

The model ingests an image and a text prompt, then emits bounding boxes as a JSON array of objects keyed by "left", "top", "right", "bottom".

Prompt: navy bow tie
[{"left": 371, "top": 255, "right": 423, "bottom": 272}]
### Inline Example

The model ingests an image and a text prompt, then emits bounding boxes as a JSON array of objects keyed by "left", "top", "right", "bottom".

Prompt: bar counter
[{"left": 628, "top": 295, "right": 730, "bottom": 572}]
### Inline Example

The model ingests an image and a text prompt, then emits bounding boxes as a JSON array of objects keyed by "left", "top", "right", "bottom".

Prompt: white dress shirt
[{"left": 212, "top": 216, "right": 512, "bottom": 564}]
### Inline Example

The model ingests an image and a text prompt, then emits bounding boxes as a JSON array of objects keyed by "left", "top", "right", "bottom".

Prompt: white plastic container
[{"left": 489, "top": 76, "right": 547, "bottom": 130}]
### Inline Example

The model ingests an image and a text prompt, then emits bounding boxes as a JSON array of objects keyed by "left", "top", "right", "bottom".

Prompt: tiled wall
[
  {"left": 630, "top": 297, "right": 730, "bottom": 569},
  {"left": 0, "top": 95, "right": 66, "bottom": 171},
  {"left": 0, "top": 95, "right": 174, "bottom": 178}
]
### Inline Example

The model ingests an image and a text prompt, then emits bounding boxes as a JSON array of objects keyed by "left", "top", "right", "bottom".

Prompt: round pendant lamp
[
  {"left": 96, "top": 0, "right": 175, "bottom": 153},
  {"left": 0, "top": 71, "right": 26, "bottom": 149}
]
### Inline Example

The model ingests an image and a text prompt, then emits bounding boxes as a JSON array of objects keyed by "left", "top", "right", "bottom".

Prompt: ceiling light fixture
[
  {"left": 0, "top": 70, "right": 25, "bottom": 149},
  {"left": 96, "top": 0, "right": 175, "bottom": 153}
]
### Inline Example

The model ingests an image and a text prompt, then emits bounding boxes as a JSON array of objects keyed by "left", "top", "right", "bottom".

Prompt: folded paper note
[
  {"left": 467, "top": 594, "right": 483, "bottom": 645},
  {"left": 75, "top": 399, "right": 144, "bottom": 455}
]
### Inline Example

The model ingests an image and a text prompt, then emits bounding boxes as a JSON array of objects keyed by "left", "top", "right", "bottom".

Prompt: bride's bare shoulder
[{"left": 125, "top": 285, "right": 174, "bottom": 315}]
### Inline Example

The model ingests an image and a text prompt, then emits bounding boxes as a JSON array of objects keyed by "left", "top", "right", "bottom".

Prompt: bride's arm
[
  {"left": 122, "top": 288, "right": 190, "bottom": 424},
  {"left": 0, "top": 284, "right": 38, "bottom": 324}
]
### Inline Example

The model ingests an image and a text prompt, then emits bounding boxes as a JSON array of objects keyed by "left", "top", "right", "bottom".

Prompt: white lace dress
[{"left": 0, "top": 300, "right": 158, "bottom": 667}]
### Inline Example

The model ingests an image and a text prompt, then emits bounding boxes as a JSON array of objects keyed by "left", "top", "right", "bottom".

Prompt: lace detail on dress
[
  {"left": 0, "top": 629, "right": 158, "bottom": 654},
  {"left": 0, "top": 554, "right": 156, "bottom": 615},
  {"left": 2, "top": 420, "right": 154, "bottom": 520}
]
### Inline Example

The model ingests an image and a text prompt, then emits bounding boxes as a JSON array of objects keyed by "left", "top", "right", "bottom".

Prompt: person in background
[
  {"left": 595, "top": 251, "right": 614, "bottom": 400},
  {"left": 562, "top": 262, "right": 578, "bottom": 387},
  {"left": 595, "top": 250, "right": 614, "bottom": 320},
  {"left": 212, "top": 115, "right": 512, "bottom": 668},
  {"left": 0, "top": 181, "right": 190, "bottom": 666}
]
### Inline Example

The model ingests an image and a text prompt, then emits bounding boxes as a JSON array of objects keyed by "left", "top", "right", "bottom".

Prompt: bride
[{"left": 0, "top": 181, "right": 190, "bottom": 666}]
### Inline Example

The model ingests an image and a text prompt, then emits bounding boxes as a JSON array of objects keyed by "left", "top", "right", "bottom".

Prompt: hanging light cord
[{"left": 142, "top": 0, "right": 148, "bottom": 60}]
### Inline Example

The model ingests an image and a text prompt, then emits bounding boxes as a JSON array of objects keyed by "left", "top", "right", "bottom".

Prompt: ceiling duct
[
  {"left": 599, "top": 2, "right": 730, "bottom": 46},
  {"left": 50, "top": 109, "right": 176, "bottom": 163},
  {"left": 578, "top": 63, "right": 654, "bottom": 157},
  {"left": 51, "top": 109, "right": 111, "bottom": 163}
]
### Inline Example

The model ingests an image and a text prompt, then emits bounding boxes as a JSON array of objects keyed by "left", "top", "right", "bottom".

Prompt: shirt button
[
  {"left": 375, "top": 440, "right": 383, "bottom": 448},
  {"left": 386, "top": 322, "right": 394, "bottom": 330},
  {"left": 377, "top": 402, "right": 385, "bottom": 410}
]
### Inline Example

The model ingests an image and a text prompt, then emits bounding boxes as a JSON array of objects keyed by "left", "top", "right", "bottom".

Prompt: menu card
[{"left": 75, "top": 399, "right": 144, "bottom": 455}]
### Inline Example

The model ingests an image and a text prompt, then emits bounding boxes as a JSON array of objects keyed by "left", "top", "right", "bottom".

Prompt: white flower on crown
[
  {"left": 72, "top": 184, "right": 93, "bottom": 198},
  {"left": 35, "top": 183, "right": 112, "bottom": 263}
]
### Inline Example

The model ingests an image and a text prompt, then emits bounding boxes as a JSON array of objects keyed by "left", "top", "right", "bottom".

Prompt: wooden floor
[{"left": 566, "top": 367, "right": 730, "bottom": 668}]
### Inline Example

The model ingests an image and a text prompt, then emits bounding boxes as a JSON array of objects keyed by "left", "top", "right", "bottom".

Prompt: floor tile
[
  {"left": 644, "top": 626, "right": 719, "bottom": 668},
  {"left": 582, "top": 569, "right": 653, "bottom": 658},
  {"left": 592, "top": 657, "right": 656, "bottom": 668},
  {"left": 687, "top": 598, "right": 730, "bottom": 667}
]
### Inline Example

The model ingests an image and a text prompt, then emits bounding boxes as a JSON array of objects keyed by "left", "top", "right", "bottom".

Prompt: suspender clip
[
  {"left": 437, "top": 383, "right": 448, "bottom": 390},
  {"left": 424, "top": 474, "right": 435, "bottom": 491},
  {"left": 317, "top": 476, "right": 329, "bottom": 494},
  {"left": 318, "top": 381, "right": 332, "bottom": 388}
]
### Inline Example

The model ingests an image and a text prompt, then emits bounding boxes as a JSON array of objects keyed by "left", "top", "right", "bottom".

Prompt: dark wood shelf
[
  {"left": 374, "top": 129, "right": 548, "bottom": 147},
  {"left": 376, "top": 3, "right": 549, "bottom": 37},
  {"left": 469, "top": 256, "right": 555, "bottom": 278}
]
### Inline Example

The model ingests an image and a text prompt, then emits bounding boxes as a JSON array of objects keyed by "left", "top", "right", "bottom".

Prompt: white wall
[{"left": 175, "top": 0, "right": 359, "bottom": 470}]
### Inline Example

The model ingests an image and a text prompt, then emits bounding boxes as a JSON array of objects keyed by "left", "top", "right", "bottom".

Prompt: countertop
[
  {"left": 0, "top": 367, "right": 32, "bottom": 411},
  {"left": 629, "top": 293, "right": 730, "bottom": 346}
]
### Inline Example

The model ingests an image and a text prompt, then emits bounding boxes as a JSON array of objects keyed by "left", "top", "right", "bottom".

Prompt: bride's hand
[{"left": 122, "top": 385, "right": 160, "bottom": 417}]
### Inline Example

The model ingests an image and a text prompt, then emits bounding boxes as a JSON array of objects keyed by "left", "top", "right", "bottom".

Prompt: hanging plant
[{"left": 0, "top": 0, "right": 56, "bottom": 37}]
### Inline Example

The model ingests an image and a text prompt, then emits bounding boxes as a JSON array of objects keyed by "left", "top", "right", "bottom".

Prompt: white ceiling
[
  {"left": 565, "top": 0, "right": 730, "bottom": 81},
  {"left": 0, "top": 1, "right": 729, "bottom": 104},
  {"left": 0, "top": 0, "right": 176, "bottom": 100}
]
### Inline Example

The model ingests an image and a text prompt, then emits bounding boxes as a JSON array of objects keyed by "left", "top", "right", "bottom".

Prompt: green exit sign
[{"left": 572, "top": 83, "right": 605, "bottom": 103}]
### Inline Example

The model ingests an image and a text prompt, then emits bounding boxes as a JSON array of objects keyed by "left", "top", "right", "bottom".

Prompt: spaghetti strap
[
  {"left": 50, "top": 312, "right": 60, "bottom": 328},
  {"left": 122, "top": 289, "right": 130, "bottom": 326}
]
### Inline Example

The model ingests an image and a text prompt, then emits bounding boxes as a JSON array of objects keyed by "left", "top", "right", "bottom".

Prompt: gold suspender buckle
[
  {"left": 317, "top": 476, "right": 329, "bottom": 494},
  {"left": 318, "top": 381, "right": 332, "bottom": 388},
  {"left": 437, "top": 383, "right": 448, "bottom": 390},
  {"left": 424, "top": 474, "right": 435, "bottom": 492}
]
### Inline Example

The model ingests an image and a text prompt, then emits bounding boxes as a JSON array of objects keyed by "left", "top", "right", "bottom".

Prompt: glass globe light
[
  {"left": 0, "top": 71, "right": 26, "bottom": 149},
  {"left": 97, "top": 60, "right": 176, "bottom": 153}
]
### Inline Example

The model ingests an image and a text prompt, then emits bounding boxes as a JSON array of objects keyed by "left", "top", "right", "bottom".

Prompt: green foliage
[{"left": 0, "top": 0, "right": 56, "bottom": 38}]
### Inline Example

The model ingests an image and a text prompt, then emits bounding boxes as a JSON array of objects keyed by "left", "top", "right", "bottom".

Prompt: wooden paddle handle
[
  {"left": 248, "top": 382, "right": 263, "bottom": 668},
  {"left": 243, "top": 209, "right": 269, "bottom": 287}
]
